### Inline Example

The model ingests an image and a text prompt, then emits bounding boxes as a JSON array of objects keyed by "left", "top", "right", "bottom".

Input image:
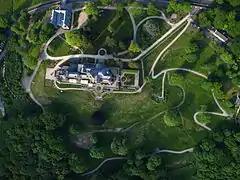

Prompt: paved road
[
  {"left": 28, "top": 0, "right": 60, "bottom": 14},
  {"left": 67, "top": 0, "right": 213, "bottom": 7}
]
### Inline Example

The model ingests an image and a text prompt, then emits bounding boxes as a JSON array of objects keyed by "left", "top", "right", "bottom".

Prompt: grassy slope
[
  {"left": 32, "top": 23, "right": 230, "bottom": 173},
  {"left": 142, "top": 22, "right": 187, "bottom": 75},
  {"left": 0, "top": 0, "right": 12, "bottom": 15},
  {"left": 14, "top": 0, "right": 51, "bottom": 11},
  {"left": 0, "top": 0, "right": 51, "bottom": 15},
  {"left": 48, "top": 37, "right": 76, "bottom": 56},
  {"left": 137, "top": 19, "right": 171, "bottom": 49}
]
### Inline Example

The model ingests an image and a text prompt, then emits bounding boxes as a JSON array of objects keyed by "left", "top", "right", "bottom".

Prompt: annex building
[{"left": 50, "top": 8, "right": 71, "bottom": 29}]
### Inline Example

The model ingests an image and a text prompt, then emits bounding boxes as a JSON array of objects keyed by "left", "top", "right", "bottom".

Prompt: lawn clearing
[
  {"left": 153, "top": 28, "right": 216, "bottom": 75},
  {"left": 137, "top": 19, "right": 171, "bottom": 49},
  {"left": 48, "top": 36, "right": 83, "bottom": 56},
  {"left": 142, "top": 22, "right": 187, "bottom": 75},
  {"left": 13, "top": 0, "right": 51, "bottom": 11},
  {"left": 0, "top": 0, "right": 12, "bottom": 16}
]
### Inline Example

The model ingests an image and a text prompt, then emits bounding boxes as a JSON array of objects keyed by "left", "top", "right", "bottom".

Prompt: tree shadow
[{"left": 91, "top": 100, "right": 118, "bottom": 125}]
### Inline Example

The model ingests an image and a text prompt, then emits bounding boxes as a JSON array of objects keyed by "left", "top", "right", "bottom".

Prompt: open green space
[
  {"left": 0, "top": 0, "right": 51, "bottom": 16},
  {"left": 51, "top": 8, "right": 134, "bottom": 55},
  {"left": 0, "top": 0, "right": 12, "bottom": 15},
  {"left": 142, "top": 22, "right": 187, "bottom": 75},
  {"left": 137, "top": 19, "right": 171, "bottom": 49},
  {"left": 153, "top": 28, "right": 216, "bottom": 74},
  {"left": 48, "top": 37, "right": 82, "bottom": 56},
  {"left": 2, "top": 0, "right": 240, "bottom": 179},
  {"left": 14, "top": 0, "right": 51, "bottom": 11},
  {"left": 32, "top": 58, "right": 220, "bottom": 153}
]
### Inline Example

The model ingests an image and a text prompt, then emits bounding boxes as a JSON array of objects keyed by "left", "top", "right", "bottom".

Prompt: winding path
[
  {"left": 81, "top": 157, "right": 128, "bottom": 176},
  {"left": 81, "top": 147, "right": 194, "bottom": 177},
  {"left": 193, "top": 91, "right": 232, "bottom": 131},
  {"left": 154, "top": 148, "right": 194, "bottom": 154},
  {"left": 75, "top": 122, "right": 140, "bottom": 137},
  {"left": 125, "top": 7, "right": 137, "bottom": 42},
  {"left": 25, "top": 59, "right": 44, "bottom": 111},
  {"left": 150, "top": 19, "right": 192, "bottom": 75},
  {"left": 42, "top": 12, "right": 190, "bottom": 62}
]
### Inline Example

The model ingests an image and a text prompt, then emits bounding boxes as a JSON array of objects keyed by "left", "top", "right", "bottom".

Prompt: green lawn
[
  {"left": 14, "top": 0, "right": 51, "bottom": 11},
  {"left": 31, "top": 23, "right": 233, "bottom": 173},
  {"left": 137, "top": 19, "right": 171, "bottom": 49},
  {"left": 0, "top": 0, "right": 12, "bottom": 16},
  {"left": 48, "top": 37, "right": 81, "bottom": 56},
  {"left": 93, "top": 9, "right": 133, "bottom": 53},
  {"left": 32, "top": 60, "right": 211, "bottom": 153},
  {"left": 142, "top": 22, "right": 187, "bottom": 75},
  {"left": 153, "top": 28, "right": 216, "bottom": 74}
]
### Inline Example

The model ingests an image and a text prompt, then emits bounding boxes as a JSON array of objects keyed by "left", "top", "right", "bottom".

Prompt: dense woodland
[{"left": 0, "top": 0, "right": 239, "bottom": 180}]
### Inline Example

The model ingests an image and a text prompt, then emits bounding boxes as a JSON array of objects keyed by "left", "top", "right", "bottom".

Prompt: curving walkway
[
  {"left": 150, "top": 19, "right": 192, "bottom": 75},
  {"left": 25, "top": 59, "right": 44, "bottom": 111},
  {"left": 125, "top": 7, "right": 137, "bottom": 42},
  {"left": 152, "top": 68, "right": 207, "bottom": 101},
  {"left": 193, "top": 91, "right": 232, "bottom": 131},
  {"left": 42, "top": 12, "right": 190, "bottom": 62},
  {"left": 154, "top": 148, "right": 194, "bottom": 154},
  {"left": 81, "top": 157, "right": 128, "bottom": 176},
  {"left": 75, "top": 122, "right": 140, "bottom": 137},
  {"left": 81, "top": 147, "right": 194, "bottom": 177}
]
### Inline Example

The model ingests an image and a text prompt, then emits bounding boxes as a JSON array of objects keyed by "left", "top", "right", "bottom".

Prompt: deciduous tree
[
  {"left": 146, "top": 155, "right": 162, "bottom": 171},
  {"left": 89, "top": 146, "right": 104, "bottom": 159},
  {"left": 84, "top": 2, "right": 100, "bottom": 16},
  {"left": 68, "top": 154, "right": 87, "bottom": 173},
  {"left": 128, "top": 40, "right": 141, "bottom": 53},
  {"left": 147, "top": 3, "right": 159, "bottom": 16},
  {"left": 111, "top": 137, "right": 128, "bottom": 156},
  {"left": 163, "top": 110, "right": 181, "bottom": 127},
  {"left": 129, "top": 2, "right": 145, "bottom": 17}
]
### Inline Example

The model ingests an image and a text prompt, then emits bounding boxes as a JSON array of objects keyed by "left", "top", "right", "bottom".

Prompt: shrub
[
  {"left": 111, "top": 137, "right": 128, "bottom": 156},
  {"left": 128, "top": 40, "right": 141, "bottom": 53},
  {"left": 163, "top": 110, "right": 181, "bottom": 127},
  {"left": 89, "top": 146, "right": 104, "bottom": 159},
  {"left": 143, "top": 20, "right": 160, "bottom": 38}
]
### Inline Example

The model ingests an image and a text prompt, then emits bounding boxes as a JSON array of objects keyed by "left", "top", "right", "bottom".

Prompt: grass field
[
  {"left": 0, "top": 0, "right": 12, "bottom": 16},
  {"left": 48, "top": 37, "right": 82, "bottom": 56},
  {"left": 137, "top": 19, "right": 171, "bottom": 49},
  {"left": 14, "top": 0, "right": 50, "bottom": 11},
  {"left": 31, "top": 24, "right": 232, "bottom": 173},
  {"left": 152, "top": 28, "right": 216, "bottom": 75},
  {"left": 142, "top": 22, "right": 187, "bottom": 75}
]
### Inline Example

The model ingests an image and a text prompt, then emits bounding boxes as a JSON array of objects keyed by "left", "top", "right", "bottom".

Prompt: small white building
[
  {"left": 208, "top": 29, "right": 229, "bottom": 43},
  {"left": 50, "top": 9, "right": 71, "bottom": 29}
]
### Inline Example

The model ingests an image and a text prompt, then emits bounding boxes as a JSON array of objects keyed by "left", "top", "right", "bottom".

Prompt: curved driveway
[{"left": 42, "top": 13, "right": 190, "bottom": 62}]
